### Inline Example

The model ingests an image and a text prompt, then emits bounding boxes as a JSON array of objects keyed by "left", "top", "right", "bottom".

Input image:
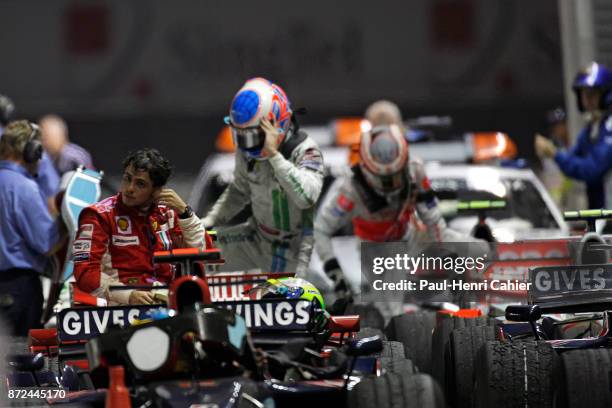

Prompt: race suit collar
[{"left": 115, "top": 192, "right": 156, "bottom": 217}]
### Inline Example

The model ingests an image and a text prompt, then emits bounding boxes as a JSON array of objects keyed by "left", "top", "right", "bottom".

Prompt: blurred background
[{"left": 0, "top": 0, "right": 609, "bottom": 202}]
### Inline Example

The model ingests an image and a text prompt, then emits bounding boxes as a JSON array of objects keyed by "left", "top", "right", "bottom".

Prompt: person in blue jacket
[
  {"left": 0, "top": 120, "right": 61, "bottom": 335},
  {"left": 535, "top": 62, "right": 612, "bottom": 209}
]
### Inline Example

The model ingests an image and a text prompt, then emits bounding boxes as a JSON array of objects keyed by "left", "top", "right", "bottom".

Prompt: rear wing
[
  {"left": 564, "top": 209, "right": 612, "bottom": 232},
  {"left": 220, "top": 298, "right": 315, "bottom": 332},
  {"left": 529, "top": 264, "right": 612, "bottom": 312},
  {"left": 57, "top": 298, "right": 316, "bottom": 342},
  {"left": 456, "top": 200, "right": 507, "bottom": 212}
]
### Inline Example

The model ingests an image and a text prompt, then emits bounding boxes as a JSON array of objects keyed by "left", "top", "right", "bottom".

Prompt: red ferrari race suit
[{"left": 73, "top": 193, "right": 206, "bottom": 305}]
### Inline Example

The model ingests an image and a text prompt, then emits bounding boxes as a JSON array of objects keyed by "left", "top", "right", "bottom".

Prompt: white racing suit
[
  {"left": 314, "top": 158, "right": 471, "bottom": 298},
  {"left": 203, "top": 130, "right": 324, "bottom": 276}
]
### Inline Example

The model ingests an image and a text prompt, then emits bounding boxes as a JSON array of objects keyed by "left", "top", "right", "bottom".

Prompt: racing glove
[{"left": 324, "top": 258, "right": 352, "bottom": 299}]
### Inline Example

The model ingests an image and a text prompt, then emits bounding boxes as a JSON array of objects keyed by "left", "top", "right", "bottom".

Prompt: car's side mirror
[
  {"left": 346, "top": 335, "right": 383, "bottom": 356},
  {"left": 505, "top": 304, "right": 541, "bottom": 322}
]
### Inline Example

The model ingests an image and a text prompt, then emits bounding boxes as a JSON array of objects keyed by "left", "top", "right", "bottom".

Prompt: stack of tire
[
  {"left": 379, "top": 307, "right": 612, "bottom": 408},
  {"left": 473, "top": 341, "right": 612, "bottom": 408},
  {"left": 347, "top": 304, "right": 445, "bottom": 408},
  {"left": 383, "top": 310, "right": 497, "bottom": 408}
]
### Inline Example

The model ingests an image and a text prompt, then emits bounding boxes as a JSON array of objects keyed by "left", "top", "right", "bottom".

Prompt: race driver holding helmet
[
  {"left": 202, "top": 78, "right": 324, "bottom": 276},
  {"left": 315, "top": 117, "right": 455, "bottom": 297}
]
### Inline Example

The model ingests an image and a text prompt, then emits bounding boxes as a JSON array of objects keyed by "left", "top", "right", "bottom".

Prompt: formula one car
[
  {"left": 379, "top": 208, "right": 612, "bottom": 404},
  {"left": 5, "top": 246, "right": 444, "bottom": 407},
  {"left": 424, "top": 209, "right": 612, "bottom": 408},
  {"left": 465, "top": 261, "right": 612, "bottom": 408}
]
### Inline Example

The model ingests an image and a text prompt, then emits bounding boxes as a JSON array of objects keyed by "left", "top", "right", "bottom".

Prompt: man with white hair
[{"left": 39, "top": 114, "right": 94, "bottom": 176}]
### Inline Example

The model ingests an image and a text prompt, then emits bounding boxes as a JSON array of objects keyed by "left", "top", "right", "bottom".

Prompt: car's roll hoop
[{"left": 168, "top": 276, "right": 212, "bottom": 313}]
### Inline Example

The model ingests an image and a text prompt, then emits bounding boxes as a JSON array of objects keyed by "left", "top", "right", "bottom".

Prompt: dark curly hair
[{"left": 122, "top": 148, "right": 172, "bottom": 187}]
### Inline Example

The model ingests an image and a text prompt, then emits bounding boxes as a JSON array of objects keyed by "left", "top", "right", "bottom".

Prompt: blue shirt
[
  {"left": 36, "top": 152, "right": 61, "bottom": 199},
  {"left": 0, "top": 126, "right": 60, "bottom": 200},
  {"left": 55, "top": 143, "right": 94, "bottom": 175},
  {"left": 0, "top": 161, "right": 59, "bottom": 273},
  {"left": 554, "top": 115, "right": 612, "bottom": 208}
]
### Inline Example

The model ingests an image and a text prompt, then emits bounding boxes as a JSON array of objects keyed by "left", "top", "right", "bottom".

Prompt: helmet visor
[
  {"left": 364, "top": 168, "right": 405, "bottom": 193},
  {"left": 231, "top": 126, "right": 266, "bottom": 150}
]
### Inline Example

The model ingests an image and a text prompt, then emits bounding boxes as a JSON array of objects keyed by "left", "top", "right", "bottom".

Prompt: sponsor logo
[
  {"left": 58, "top": 306, "right": 157, "bottom": 341},
  {"left": 115, "top": 216, "right": 132, "bottom": 234},
  {"left": 330, "top": 206, "right": 345, "bottom": 217},
  {"left": 73, "top": 239, "right": 92, "bottom": 253},
  {"left": 532, "top": 266, "right": 609, "bottom": 292},
  {"left": 112, "top": 235, "right": 140, "bottom": 246},
  {"left": 78, "top": 224, "right": 93, "bottom": 239},
  {"left": 337, "top": 194, "right": 354, "bottom": 212},
  {"left": 222, "top": 300, "right": 311, "bottom": 330},
  {"left": 73, "top": 253, "right": 90, "bottom": 262},
  {"left": 209, "top": 278, "right": 252, "bottom": 302},
  {"left": 151, "top": 220, "right": 158, "bottom": 231},
  {"left": 207, "top": 273, "right": 294, "bottom": 302}
]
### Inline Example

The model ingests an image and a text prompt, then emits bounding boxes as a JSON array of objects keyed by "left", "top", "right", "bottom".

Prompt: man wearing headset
[
  {"left": 0, "top": 94, "right": 61, "bottom": 212},
  {"left": 0, "top": 120, "right": 60, "bottom": 335}
]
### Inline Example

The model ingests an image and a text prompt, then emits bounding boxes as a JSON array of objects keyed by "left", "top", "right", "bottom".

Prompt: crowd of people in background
[{"left": 1, "top": 61, "right": 612, "bottom": 336}]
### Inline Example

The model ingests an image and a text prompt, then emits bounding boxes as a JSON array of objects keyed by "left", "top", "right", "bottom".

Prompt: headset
[{"left": 23, "top": 123, "right": 43, "bottom": 164}]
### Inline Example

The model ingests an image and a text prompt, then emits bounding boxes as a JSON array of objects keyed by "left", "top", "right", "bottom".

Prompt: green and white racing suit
[{"left": 203, "top": 130, "right": 324, "bottom": 276}]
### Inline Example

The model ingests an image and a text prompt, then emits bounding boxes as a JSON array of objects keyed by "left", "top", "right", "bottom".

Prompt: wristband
[{"left": 179, "top": 205, "right": 194, "bottom": 219}]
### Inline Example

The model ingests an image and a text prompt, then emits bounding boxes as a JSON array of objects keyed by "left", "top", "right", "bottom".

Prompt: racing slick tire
[
  {"left": 473, "top": 340, "right": 558, "bottom": 408},
  {"left": 557, "top": 348, "right": 612, "bottom": 408},
  {"left": 431, "top": 315, "right": 494, "bottom": 386},
  {"left": 379, "top": 341, "right": 405, "bottom": 360},
  {"left": 346, "top": 303, "right": 385, "bottom": 330},
  {"left": 379, "top": 356, "right": 416, "bottom": 374},
  {"left": 348, "top": 373, "right": 444, "bottom": 408},
  {"left": 446, "top": 325, "right": 497, "bottom": 408},
  {"left": 385, "top": 310, "right": 436, "bottom": 373}
]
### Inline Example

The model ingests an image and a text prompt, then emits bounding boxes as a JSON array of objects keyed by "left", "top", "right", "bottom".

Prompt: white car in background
[{"left": 426, "top": 162, "right": 568, "bottom": 241}]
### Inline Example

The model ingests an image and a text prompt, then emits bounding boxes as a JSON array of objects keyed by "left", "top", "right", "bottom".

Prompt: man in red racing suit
[
  {"left": 73, "top": 148, "right": 206, "bottom": 305},
  {"left": 314, "top": 124, "right": 458, "bottom": 296}
]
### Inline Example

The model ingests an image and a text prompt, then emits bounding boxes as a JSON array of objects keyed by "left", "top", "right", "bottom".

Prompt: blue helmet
[{"left": 572, "top": 62, "right": 612, "bottom": 112}]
